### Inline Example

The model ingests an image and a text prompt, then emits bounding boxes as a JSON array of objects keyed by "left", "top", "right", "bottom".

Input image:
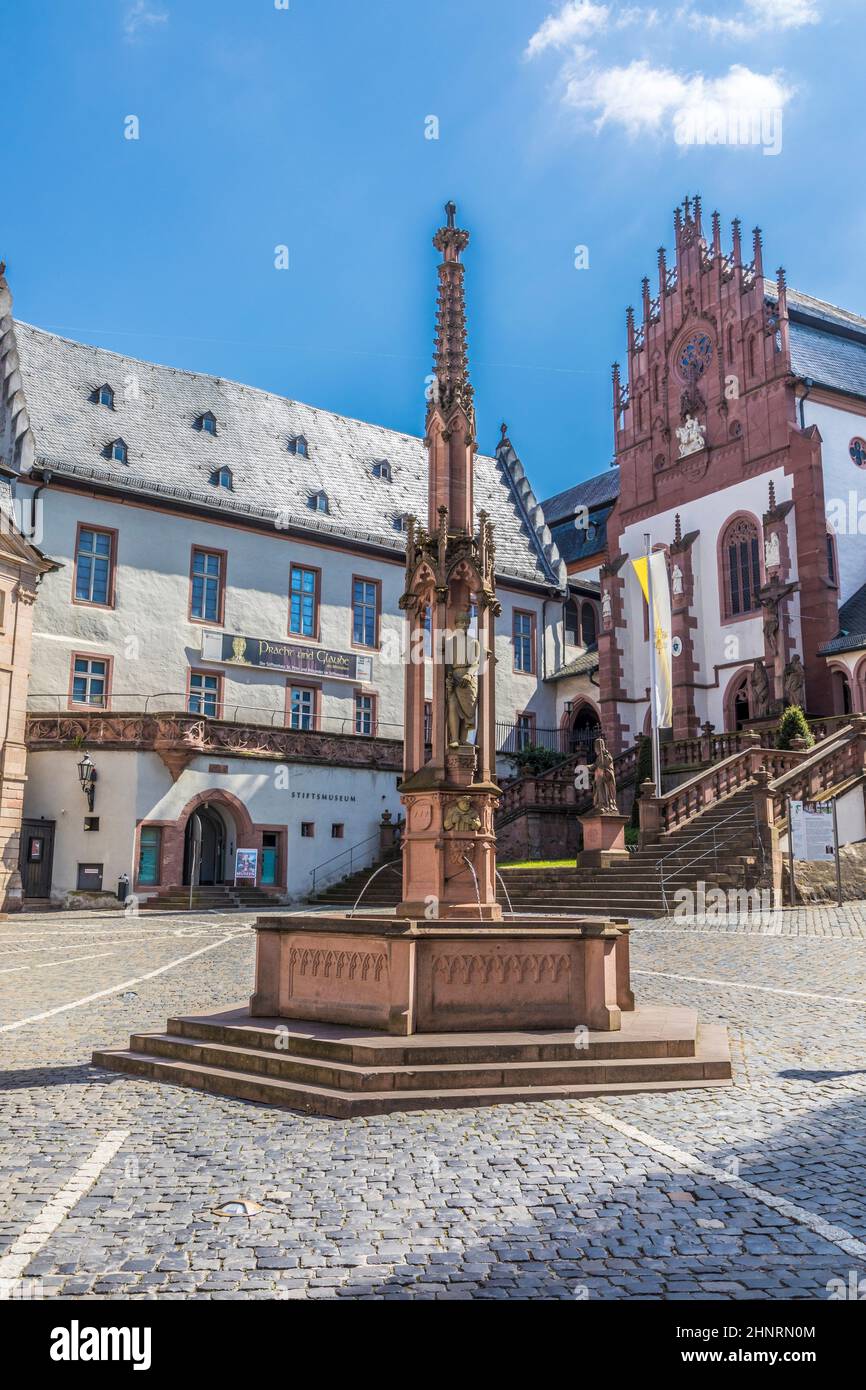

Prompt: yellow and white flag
[{"left": 631, "top": 553, "right": 673, "bottom": 729}]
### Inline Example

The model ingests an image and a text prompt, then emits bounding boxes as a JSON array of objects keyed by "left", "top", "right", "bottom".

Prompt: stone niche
[{"left": 250, "top": 915, "right": 634, "bottom": 1035}]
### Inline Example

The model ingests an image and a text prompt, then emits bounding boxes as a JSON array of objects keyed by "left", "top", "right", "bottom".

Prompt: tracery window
[{"left": 722, "top": 516, "right": 761, "bottom": 617}]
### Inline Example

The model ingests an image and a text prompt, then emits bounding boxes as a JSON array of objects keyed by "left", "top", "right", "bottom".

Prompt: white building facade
[{"left": 1, "top": 303, "right": 572, "bottom": 905}]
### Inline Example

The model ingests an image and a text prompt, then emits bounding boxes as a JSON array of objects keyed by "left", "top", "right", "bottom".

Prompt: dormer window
[
  {"left": 392, "top": 514, "right": 409, "bottom": 532},
  {"left": 194, "top": 412, "right": 217, "bottom": 436},
  {"left": 92, "top": 384, "right": 115, "bottom": 409},
  {"left": 210, "top": 467, "right": 233, "bottom": 490},
  {"left": 372, "top": 459, "right": 391, "bottom": 481},
  {"left": 105, "top": 438, "right": 128, "bottom": 464},
  {"left": 309, "top": 489, "right": 329, "bottom": 514},
  {"left": 288, "top": 435, "right": 309, "bottom": 458}
]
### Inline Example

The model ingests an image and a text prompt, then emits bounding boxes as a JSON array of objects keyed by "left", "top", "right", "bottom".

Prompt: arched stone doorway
[
  {"left": 174, "top": 790, "right": 256, "bottom": 889},
  {"left": 184, "top": 804, "right": 230, "bottom": 885},
  {"left": 831, "top": 666, "right": 853, "bottom": 717},
  {"left": 725, "top": 669, "right": 752, "bottom": 731},
  {"left": 566, "top": 701, "right": 602, "bottom": 758}
]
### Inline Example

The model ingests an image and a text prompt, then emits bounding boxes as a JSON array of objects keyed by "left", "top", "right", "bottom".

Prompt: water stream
[
  {"left": 495, "top": 868, "right": 515, "bottom": 918},
  {"left": 463, "top": 855, "right": 484, "bottom": 921},
  {"left": 348, "top": 861, "right": 402, "bottom": 917}
]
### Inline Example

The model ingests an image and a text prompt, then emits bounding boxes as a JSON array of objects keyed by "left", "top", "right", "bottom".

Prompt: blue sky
[{"left": 4, "top": 0, "right": 864, "bottom": 501}]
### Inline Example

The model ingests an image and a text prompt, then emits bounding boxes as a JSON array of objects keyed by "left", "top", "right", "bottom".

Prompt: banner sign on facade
[
  {"left": 234, "top": 848, "right": 259, "bottom": 882},
  {"left": 201, "top": 630, "right": 372, "bottom": 683},
  {"left": 630, "top": 552, "right": 673, "bottom": 728},
  {"left": 789, "top": 799, "right": 836, "bottom": 862}
]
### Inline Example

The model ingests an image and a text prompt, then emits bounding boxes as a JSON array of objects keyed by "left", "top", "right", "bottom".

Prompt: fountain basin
[{"left": 249, "top": 914, "right": 634, "bottom": 1035}]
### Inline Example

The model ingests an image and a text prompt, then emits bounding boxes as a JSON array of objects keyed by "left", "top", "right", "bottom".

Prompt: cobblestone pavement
[{"left": 1, "top": 905, "right": 865, "bottom": 1301}]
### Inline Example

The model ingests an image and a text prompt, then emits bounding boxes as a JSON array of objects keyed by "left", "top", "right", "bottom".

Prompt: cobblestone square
[{"left": 1, "top": 905, "right": 864, "bottom": 1301}]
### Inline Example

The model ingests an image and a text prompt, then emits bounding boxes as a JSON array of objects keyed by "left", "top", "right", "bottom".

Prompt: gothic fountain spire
[
  {"left": 428, "top": 201, "right": 476, "bottom": 534},
  {"left": 396, "top": 203, "right": 501, "bottom": 921}
]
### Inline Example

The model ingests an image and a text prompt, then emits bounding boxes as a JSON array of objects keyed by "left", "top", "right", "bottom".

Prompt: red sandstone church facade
[{"left": 589, "top": 197, "right": 866, "bottom": 753}]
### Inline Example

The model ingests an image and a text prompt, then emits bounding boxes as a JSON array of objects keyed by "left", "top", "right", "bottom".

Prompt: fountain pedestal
[{"left": 249, "top": 914, "right": 632, "bottom": 1035}]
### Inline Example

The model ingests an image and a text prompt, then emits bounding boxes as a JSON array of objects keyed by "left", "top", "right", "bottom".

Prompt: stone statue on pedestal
[
  {"left": 592, "top": 737, "right": 619, "bottom": 814},
  {"left": 783, "top": 653, "right": 806, "bottom": 709},
  {"left": 446, "top": 612, "right": 479, "bottom": 747},
  {"left": 748, "top": 658, "right": 771, "bottom": 718}
]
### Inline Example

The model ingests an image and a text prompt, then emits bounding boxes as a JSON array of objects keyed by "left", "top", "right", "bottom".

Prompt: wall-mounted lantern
[{"left": 77, "top": 752, "right": 97, "bottom": 812}]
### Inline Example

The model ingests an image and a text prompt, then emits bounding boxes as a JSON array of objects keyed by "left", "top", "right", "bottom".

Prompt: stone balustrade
[
  {"left": 497, "top": 743, "right": 639, "bottom": 826},
  {"left": 25, "top": 710, "right": 404, "bottom": 776},
  {"left": 768, "top": 720, "right": 866, "bottom": 822},
  {"left": 639, "top": 745, "right": 806, "bottom": 841}
]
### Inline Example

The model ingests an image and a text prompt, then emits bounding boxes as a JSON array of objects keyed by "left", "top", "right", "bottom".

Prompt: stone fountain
[{"left": 93, "top": 206, "right": 731, "bottom": 1113}]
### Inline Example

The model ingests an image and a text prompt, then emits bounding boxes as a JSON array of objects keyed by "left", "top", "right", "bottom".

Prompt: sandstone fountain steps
[{"left": 92, "top": 1005, "right": 731, "bottom": 1117}]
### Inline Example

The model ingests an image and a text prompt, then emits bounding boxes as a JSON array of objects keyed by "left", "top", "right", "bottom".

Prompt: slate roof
[
  {"left": 765, "top": 286, "right": 866, "bottom": 399},
  {"left": 551, "top": 503, "right": 614, "bottom": 567},
  {"left": 6, "top": 321, "right": 563, "bottom": 588},
  {"left": 542, "top": 466, "right": 620, "bottom": 525},
  {"left": 546, "top": 646, "right": 600, "bottom": 682},
  {"left": 819, "top": 579, "right": 866, "bottom": 656}
]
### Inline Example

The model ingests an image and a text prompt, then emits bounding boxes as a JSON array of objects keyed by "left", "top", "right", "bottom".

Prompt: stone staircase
[
  {"left": 309, "top": 720, "right": 866, "bottom": 917},
  {"left": 141, "top": 884, "right": 283, "bottom": 912},
  {"left": 500, "top": 788, "right": 761, "bottom": 918},
  {"left": 311, "top": 857, "right": 403, "bottom": 910},
  {"left": 312, "top": 790, "right": 761, "bottom": 918},
  {"left": 93, "top": 1004, "right": 731, "bottom": 1117}
]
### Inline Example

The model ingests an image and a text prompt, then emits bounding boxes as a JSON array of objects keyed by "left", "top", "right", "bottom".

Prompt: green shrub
[
  {"left": 776, "top": 705, "right": 814, "bottom": 750},
  {"left": 505, "top": 743, "right": 563, "bottom": 776}
]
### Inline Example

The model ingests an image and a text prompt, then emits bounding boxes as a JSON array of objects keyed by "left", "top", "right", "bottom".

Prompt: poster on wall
[
  {"left": 234, "top": 848, "right": 259, "bottom": 883},
  {"left": 789, "top": 800, "right": 836, "bottom": 862}
]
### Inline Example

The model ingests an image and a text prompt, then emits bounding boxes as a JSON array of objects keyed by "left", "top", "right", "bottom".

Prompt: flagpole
[{"left": 644, "top": 532, "right": 662, "bottom": 797}]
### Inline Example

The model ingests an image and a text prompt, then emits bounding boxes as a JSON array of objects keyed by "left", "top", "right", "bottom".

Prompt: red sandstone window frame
[
  {"left": 350, "top": 574, "right": 381, "bottom": 651},
  {"left": 188, "top": 545, "right": 227, "bottom": 626},
  {"left": 258, "top": 825, "right": 286, "bottom": 888},
  {"left": 353, "top": 688, "right": 377, "bottom": 737},
  {"left": 187, "top": 667, "right": 224, "bottom": 719},
  {"left": 68, "top": 652, "right": 113, "bottom": 710},
  {"left": 134, "top": 821, "right": 168, "bottom": 890},
  {"left": 288, "top": 562, "right": 321, "bottom": 641},
  {"left": 513, "top": 609, "right": 537, "bottom": 675},
  {"left": 72, "top": 522, "right": 118, "bottom": 610},
  {"left": 285, "top": 680, "right": 321, "bottom": 731},
  {"left": 717, "top": 512, "right": 764, "bottom": 623}
]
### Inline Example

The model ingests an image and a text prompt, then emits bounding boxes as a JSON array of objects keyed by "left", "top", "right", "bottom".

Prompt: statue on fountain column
[
  {"left": 446, "top": 612, "right": 480, "bottom": 747},
  {"left": 592, "top": 737, "right": 619, "bottom": 814}
]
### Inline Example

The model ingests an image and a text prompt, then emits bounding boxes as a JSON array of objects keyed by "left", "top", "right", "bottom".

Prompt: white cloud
[
  {"left": 525, "top": 2, "right": 610, "bottom": 58},
  {"left": 527, "top": 1, "right": 804, "bottom": 146},
  {"left": 683, "top": 0, "right": 820, "bottom": 38},
  {"left": 123, "top": 0, "right": 169, "bottom": 41},
  {"left": 564, "top": 59, "right": 794, "bottom": 137}
]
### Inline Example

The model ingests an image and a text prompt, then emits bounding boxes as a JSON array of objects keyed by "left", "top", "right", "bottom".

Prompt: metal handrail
[
  {"left": 309, "top": 831, "right": 388, "bottom": 895},
  {"left": 654, "top": 806, "right": 751, "bottom": 914}
]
